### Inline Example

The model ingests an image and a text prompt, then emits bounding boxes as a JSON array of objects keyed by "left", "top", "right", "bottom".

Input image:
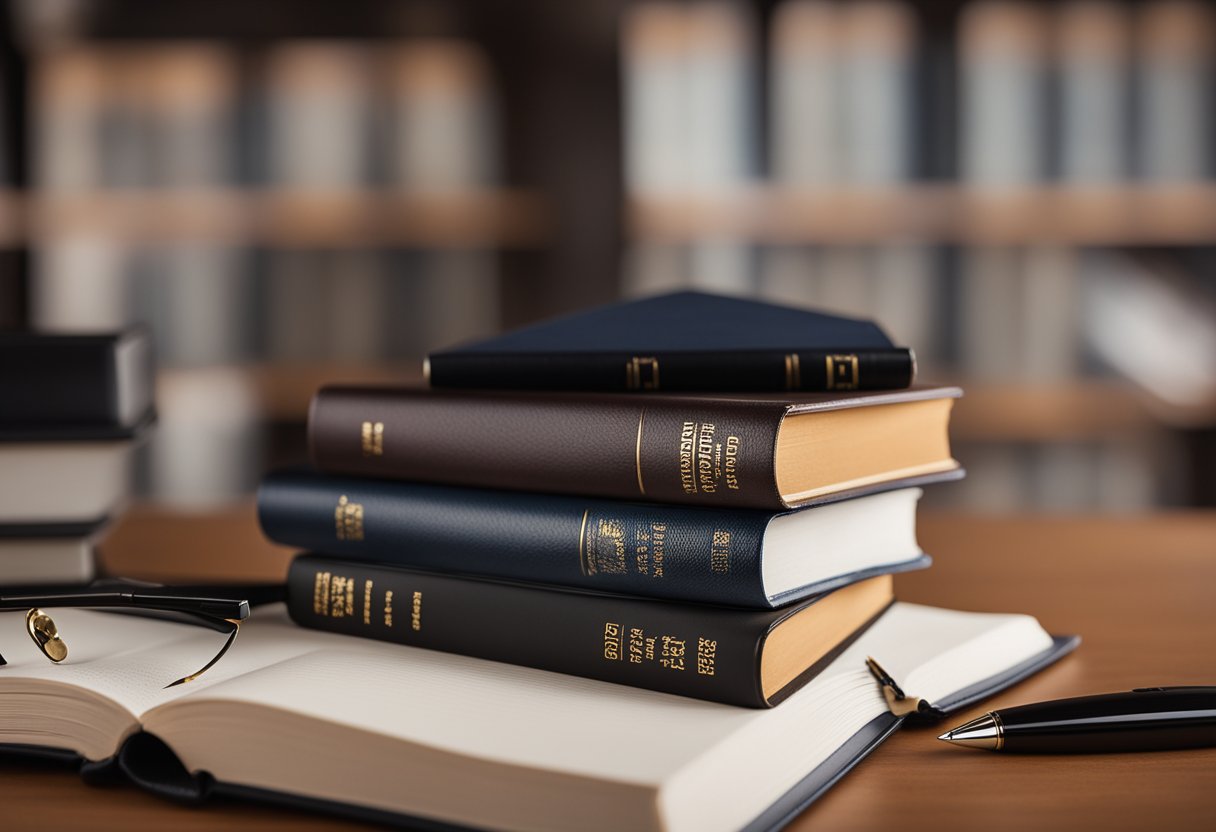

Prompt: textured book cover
[
  {"left": 426, "top": 291, "right": 914, "bottom": 392},
  {"left": 308, "top": 385, "right": 961, "bottom": 510},
  {"left": 258, "top": 469, "right": 930, "bottom": 608}
]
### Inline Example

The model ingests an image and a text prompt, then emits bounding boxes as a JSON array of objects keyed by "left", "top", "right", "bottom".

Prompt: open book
[{"left": 0, "top": 603, "right": 1076, "bottom": 831}]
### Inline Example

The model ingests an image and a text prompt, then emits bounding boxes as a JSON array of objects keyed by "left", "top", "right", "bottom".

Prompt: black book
[
  {"left": 426, "top": 291, "right": 915, "bottom": 393},
  {"left": 287, "top": 554, "right": 897, "bottom": 708},
  {"left": 0, "top": 328, "right": 154, "bottom": 438}
]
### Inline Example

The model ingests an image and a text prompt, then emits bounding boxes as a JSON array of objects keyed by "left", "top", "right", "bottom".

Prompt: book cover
[
  {"left": 426, "top": 291, "right": 914, "bottom": 392},
  {"left": 258, "top": 469, "right": 931, "bottom": 608},
  {"left": 308, "top": 385, "right": 962, "bottom": 510},
  {"left": 285, "top": 554, "right": 897, "bottom": 708}
]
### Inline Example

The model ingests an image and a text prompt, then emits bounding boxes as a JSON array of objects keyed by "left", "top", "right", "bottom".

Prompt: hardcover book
[
  {"left": 259, "top": 469, "right": 931, "bottom": 608},
  {"left": 287, "top": 555, "right": 896, "bottom": 707},
  {"left": 425, "top": 290, "right": 915, "bottom": 392},
  {"left": 0, "top": 517, "right": 107, "bottom": 587},
  {"left": 0, "top": 602, "right": 1075, "bottom": 831},
  {"left": 0, "top": 328, "right": 154, "bottom": 437},
  {"left": 308, "top": 385, "right": 962, "bottom": 510},
  {"left": 0, "top": 437, "right": 141, "bottom": 524}
]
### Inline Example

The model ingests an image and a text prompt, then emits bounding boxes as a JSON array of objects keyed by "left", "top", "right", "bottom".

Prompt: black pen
[{"left": 938, "top": 687, "right": 1216, "bottom": 753}]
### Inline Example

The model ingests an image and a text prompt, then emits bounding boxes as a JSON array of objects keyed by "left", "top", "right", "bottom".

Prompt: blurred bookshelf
[
  {"left": 2, "top": 0, "right": 1215, "bottom": 511},
  {"left": 630, "top": 185, "right": 1216, "bottom": 246}
]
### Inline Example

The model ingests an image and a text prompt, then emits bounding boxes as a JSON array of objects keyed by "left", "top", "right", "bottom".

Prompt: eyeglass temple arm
[
  {"left": 0, "top": 594, "right": 249, "bottom": 667},
  {"left": 0, "top": 592, "right": 249, "bottom": 620}
]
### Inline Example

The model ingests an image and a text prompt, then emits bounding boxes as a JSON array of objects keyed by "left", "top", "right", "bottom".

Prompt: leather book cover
[
  {"left": 285, "top": 554, "right": 884, "bottom": 708},
  {"left": 308, "top": 385, "right": 959, "bottom": 510},
  {"left": 258, "top": 468, "right": 930, "bottom": 608},
  {"left": 426, "top": 291, "right": 914, "bottom": 392}
]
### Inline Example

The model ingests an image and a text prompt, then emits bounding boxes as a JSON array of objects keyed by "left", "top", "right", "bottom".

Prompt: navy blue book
[
  {"left": 257, "top": 469, "right": 931, "bottom": 609},
  {"left": 425, "top": 291, "right": 914, "bottom": 392}
]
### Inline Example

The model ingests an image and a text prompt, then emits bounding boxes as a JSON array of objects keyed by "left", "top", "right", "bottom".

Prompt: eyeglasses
[{"left": 0, "top": 583, "right": 261, "bottom": 688}]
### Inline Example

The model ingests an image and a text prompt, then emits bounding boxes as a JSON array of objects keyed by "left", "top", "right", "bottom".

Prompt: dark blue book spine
[{"left": 258, "top": 470, "right": 773, "bottom": 607}]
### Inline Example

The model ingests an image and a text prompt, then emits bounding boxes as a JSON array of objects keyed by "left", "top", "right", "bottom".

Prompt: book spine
[
  {"left": 426, "top": 348, "right": 914, "bottom": 393},
  {"left": 0, "top": 342, "right": 118, "bottom": 425},
  {"left": 287, "top": 554, "right": 771, "bottom": 707},
  {"left": 308, "top": 387, "right": 789, "bottom": 509},
  {"left": 258, "top": 471, "right": 773, "bottom": 607}
]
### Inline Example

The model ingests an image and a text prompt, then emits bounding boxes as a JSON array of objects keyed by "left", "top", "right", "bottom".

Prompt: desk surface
[{"left": 3, "top": 509, "right": 1215, "bottom": 831}]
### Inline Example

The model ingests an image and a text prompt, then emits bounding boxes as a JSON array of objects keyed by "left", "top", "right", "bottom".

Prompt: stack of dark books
[
  {"left": 255, "top": 292, "right": 1074, "bottom": 827},
  {"left": 0, "top": 329, "right": 154, "bottom": 587}
]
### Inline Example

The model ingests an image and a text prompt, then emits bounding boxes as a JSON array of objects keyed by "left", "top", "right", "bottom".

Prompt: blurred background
[{"left": 1, "top": 0, "right": 1214, "bottom": 512}]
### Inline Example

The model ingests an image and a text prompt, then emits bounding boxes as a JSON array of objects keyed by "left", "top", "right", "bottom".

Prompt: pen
[{"left": 938, "top": 687, "right": 1216, "bottom": 753}]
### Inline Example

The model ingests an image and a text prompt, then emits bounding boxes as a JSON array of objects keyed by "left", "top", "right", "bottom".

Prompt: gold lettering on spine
[
  {"left": 635, "top": 408, "right": 648, "bottom": 495},
  {"left": 363, "top": 580, "right": 373, "bottom": 624},
  {"left": 676, "top": 421, "right": 744, "bottom": 496},
  {"left": 361, "top": 421, "right": 384, "bottom": 457},
  {"left": 678, "top": 421, "right": 698, "bottom": 494},
  {"left": 327, "top": 574, "right": 355, "bottom": 618},
  {"left": 313, "top": 571, "right": 331, "bottom": 615},
  {"left": 626, "top": 357, "right": 661, "bottom": 391},
  {"left": 697, "top": 638, "right": 718, "bottom": 675},
  {"left": 384, "top": 590, "right": 394, "bottom": 627},
  {"left": 334, "top": 495, "right": 365, "bottom": 541},
  {"left": 784, "top": 354, "right": 802, "bottom": 390},
  {"left": 710, "top": 530, "right": 733, "bottom": 573},
  {"left": 826, "top": 354, "right": 860, "bottom": 390},
  {"left": 603, "top": 622, "right": 623, "bottom": 660},
  {"left": 784, "top": 353, "right": 801, "bottom": 390},
  {"left": 411, "top": 591, "right": 423, "bottom": 631}
]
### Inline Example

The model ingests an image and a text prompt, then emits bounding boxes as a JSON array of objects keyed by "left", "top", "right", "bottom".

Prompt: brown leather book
[{"left": 308, "top": 386, "right": 962, "bottom": 510}]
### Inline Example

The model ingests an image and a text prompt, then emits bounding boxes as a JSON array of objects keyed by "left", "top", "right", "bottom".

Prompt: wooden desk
[{"left": 3, "top": 510, "right": 1214, "bottom": 831}]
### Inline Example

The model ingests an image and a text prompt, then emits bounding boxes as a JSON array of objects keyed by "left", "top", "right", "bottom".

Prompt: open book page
[
  {"left": 0, "top": 607, "right": 353, "bottom": 757},
  {"left": 861, "top": 603, "right": 1056, "bottom": 705},
  {"left": 141, "top": 602, "right": 1054, "bottom": 832}
]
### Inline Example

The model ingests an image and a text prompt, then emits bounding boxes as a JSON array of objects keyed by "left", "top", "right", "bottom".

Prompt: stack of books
[
  {"left": 242, "top": 292, "right": 1075, "bottom": 828},
  {"left": 0, "top": 329, "right": 153, "bottom": 587}
]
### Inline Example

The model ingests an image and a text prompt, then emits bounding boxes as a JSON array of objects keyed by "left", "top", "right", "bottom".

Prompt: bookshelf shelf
[
  {"left": 629, "top": 185, "right": 1216, "bottom": 245},
  {"left": 158, "top": 362, "right": 425, "bottom": 424},
  {"left": 948, "top": 381, "right": 1160, "bottom": 443},
  {"left": 0, "top": 189, "right": 550, "bottom": 248}
]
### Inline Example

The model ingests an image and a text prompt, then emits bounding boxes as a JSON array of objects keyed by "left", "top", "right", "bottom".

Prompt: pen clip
[{"left": 866, "top": 656, "right": 930, "bottom": 718}]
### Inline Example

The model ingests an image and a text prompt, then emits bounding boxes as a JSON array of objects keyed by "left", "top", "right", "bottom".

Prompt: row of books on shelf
[
  {"left": 625, "top": 0, "right": 1216, "bottom": 195},
  {"left": 23, "top": 35, "right": 503, "bottom": 368},
  {"left": 0, "top": 294, "right": 1073, "bottom": 830},
  {"left": 24, "top": 40, "right": 498, "bottom": 192}
]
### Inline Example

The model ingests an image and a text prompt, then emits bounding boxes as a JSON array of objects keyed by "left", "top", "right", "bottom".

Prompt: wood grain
[{"left": 3, "top": 510, "right": 1214, "bottom": 831}]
